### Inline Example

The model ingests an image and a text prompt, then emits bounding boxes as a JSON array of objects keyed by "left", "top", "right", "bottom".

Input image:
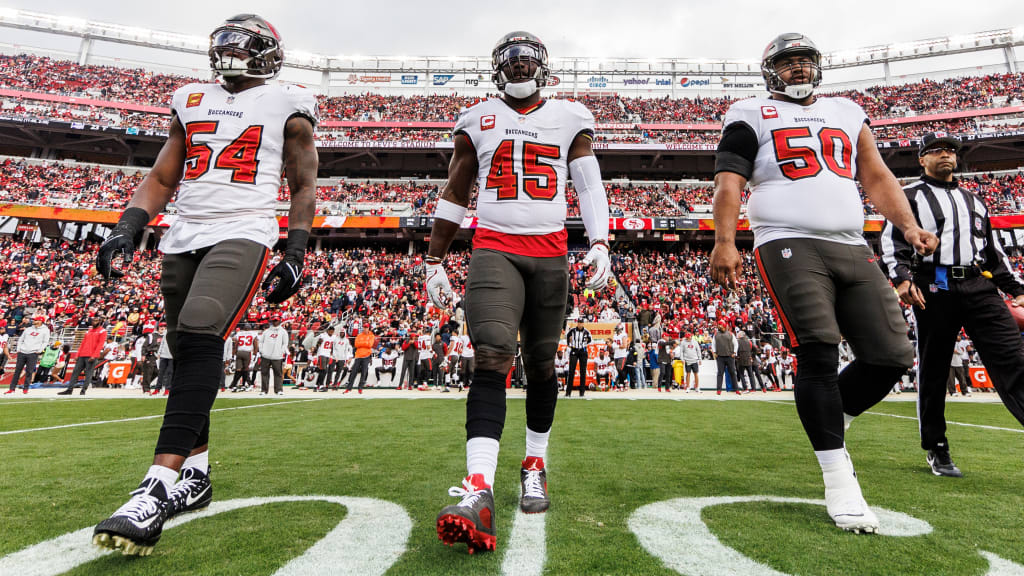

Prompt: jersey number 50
[
  {"left": 486, "top": 139, "right": 562, "bottom": 201},
  {"left": 184, "top": 121, "right": 265, "bottom": 184},
  {"left": 771, "top": 127, "right": 853, "bottom": 181}
]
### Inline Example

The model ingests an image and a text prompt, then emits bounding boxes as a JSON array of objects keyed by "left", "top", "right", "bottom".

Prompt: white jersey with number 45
[
  {"left": 454, "top": 98, "right": 594, "bottom": 247},
  {"left": 722, "top": 96, "right": 868, "bottom": 249},
  {"left": 161, "top": 82, "right": 318, "bottom": 254}
]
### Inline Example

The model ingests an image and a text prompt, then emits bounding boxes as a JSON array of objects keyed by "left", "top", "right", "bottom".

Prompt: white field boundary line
[
  {"left": 0, "top": 399, "right": 95, "bottom": 406},
  {"left": 0, "top": 398, "right": 328, "bottom": 436},
  {"left": 763, "top": 399, "right": 1024, "bottom": 434}
]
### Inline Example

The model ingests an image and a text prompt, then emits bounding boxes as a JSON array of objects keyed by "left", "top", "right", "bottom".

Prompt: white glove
[
  {"left": 425, "top": 262, "right": 454, "bottom": 309},
  {"left": 582, "top": 243, "right": 611, "bottom": 290}
]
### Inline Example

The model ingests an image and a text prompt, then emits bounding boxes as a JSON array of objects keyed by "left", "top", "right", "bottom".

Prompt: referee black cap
[{"left": 918, "top": 132, "right": 962, "bottom": 157}]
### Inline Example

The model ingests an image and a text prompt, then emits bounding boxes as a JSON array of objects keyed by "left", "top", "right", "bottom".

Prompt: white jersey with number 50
[
  {"left": 161, "top": 82, "right": 318, "bottom": 254},
  {"left": 453, "top": 98, "right": 594, "bottom": 239},
  {"left": 722, "top": 96, "right": 868, "bottom": 248}
]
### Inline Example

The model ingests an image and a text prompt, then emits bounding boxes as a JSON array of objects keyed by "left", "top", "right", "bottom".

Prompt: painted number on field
[
  {"left": 0, "top": 496, "right": 412, "bottom": 576},
  {"left": 629, "top": 496, "right": 1024, "bottom": 576}
]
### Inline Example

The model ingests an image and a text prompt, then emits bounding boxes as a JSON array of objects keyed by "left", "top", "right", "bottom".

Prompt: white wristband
[{"left": 433, "top": 199, "right": 468, "bottom": 224}]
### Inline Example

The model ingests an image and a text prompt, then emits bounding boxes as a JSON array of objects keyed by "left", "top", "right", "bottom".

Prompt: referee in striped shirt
[
  {"left": 880, "top": 132, "right": 1024, "bottom": 477},
  {"left": 564, "top": 320, "right": 592, "bottom": 397}
]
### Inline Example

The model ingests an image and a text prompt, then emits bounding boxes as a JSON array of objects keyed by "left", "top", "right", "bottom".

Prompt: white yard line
[
  {"left": 501, "top": 509, "right": 547, "bottom": 576},
  {"left": 763, "top": 399, "right": 1024, "bottom": 434},
  {"left": 0, "top": 399, "right": 327, "bottom": 436},
  {"left": 0, "top": 399, "right": 95, "bottom": 406}
]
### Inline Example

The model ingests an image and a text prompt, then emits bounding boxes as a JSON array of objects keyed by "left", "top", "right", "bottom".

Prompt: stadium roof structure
[{"left": 0, "top": 8, "right": 1021, "bottom": 79}]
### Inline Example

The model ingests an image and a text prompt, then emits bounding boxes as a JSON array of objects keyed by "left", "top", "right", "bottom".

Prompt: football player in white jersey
[
  {"left": 427, "top": 31, "right": 611, "bottom": 553},
  {"left": 229, "top": 325, "right": 258, "bottom": 391},
  {"left": 92, "top": 14, "right": 318, "bottom": 555},
  {"left": 710, "top": 33, "right": 938, "bottom": 534}
]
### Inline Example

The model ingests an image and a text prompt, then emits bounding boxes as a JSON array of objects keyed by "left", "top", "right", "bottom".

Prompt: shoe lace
[
  {"left": 114, "top": 488, "right": 163, "bottom": 520},
  {"left": 448, "top": 477, "right": 486, "bottom": 507},
  {"left": 169, "top": 470, "right": 202, "bottom": 503},
  {"left": 522, "top": 469, "right": 546, "bottom": 499}
]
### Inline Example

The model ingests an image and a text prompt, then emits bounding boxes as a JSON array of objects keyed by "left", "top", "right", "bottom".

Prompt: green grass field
[{"left": 2, "top": 396, "right": 1023, "bottom": 575}]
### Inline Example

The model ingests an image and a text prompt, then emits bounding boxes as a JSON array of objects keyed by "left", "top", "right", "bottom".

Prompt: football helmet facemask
[
  {"left": 761, "top": 32, "right": 822, "bottom": 100},
  {"left": 492, "top": 31, "right": 550, "bottom": 99},
  {"left": 209, "top": 14, "right": 284, "bottom": 80}
]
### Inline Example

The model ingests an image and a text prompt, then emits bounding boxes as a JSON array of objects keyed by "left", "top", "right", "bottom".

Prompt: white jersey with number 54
[
  {"left": 160, "top": 82, "right": 318, "bottom": 254},
  {"left": 722, "top": 96, "right": 868, "bottom": 248},
  {"left": 453, "top": 98, "right": 594, "bottom": 252}
]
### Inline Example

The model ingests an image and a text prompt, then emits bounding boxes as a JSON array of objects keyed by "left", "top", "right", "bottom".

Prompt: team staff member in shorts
[
  {"left": 711, "top": 32, "right": 937, "bottom": 534},
  {"left": 881, "top": 132, "right": 1024, "bottom": 478},
  {"left": 92, "top": 14, "right": 318, "bottom": 555}
]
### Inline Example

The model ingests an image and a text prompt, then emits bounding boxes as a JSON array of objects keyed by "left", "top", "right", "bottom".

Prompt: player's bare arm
[
  {"left": 855, "top": 124, "right": 938, "bottom": 255},
  {"left": 427, "top": 133, "right": 478, "bottom": 260},
  {"left": 96, "top": 114, "right": 187, "bottom": 278},
  {"left": 126, "top": 114, "right": 187, "bottom": 217},
  {"left": 282, "top": 115, "right": 319, "bottom": 233},
  {"left": 710, "top": 171, "right": 747, "bottom": 289}
]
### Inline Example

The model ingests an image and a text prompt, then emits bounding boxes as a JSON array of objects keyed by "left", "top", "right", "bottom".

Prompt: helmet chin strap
[
  {"left": 503, "top": 79, "right": 538, "bottom": 99},
  {"left": 769, "top": 83, "right": 814, "bottom": 100}
]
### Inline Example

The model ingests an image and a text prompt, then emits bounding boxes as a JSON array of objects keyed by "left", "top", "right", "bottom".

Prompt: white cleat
[{"left": 823, "top": 451, "right": 879, "bottom": 534}]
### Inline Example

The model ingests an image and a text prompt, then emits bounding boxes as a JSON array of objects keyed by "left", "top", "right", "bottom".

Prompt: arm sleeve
[
  {"left": 570, "top": 155, "right": 609, "bottom": 244},
  {"left": 879, "top": 187, "right": 920, "bottom": 285},
  {"left": 714, "top": 121, "right": 759, "bottom": 179}
]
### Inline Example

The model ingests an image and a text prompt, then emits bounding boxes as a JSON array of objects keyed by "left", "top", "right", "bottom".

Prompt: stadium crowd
[
  {"left": 4, "top": 158, "right": 1024, "bottom": 217},
  {"left": 2, "top": 54, "right": 1024, "bottom": 133}
]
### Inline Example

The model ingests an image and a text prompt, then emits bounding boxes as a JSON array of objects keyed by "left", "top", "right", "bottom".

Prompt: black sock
[
  {"left": 793, "top": 343, "right": 844, "bottom": 451},
  {"left": 525, "top": 375, "right": 559, "bottom": 434},
  {"left": 465, "top": 369, "right": 507, "bottom": 441},
  {"left": 155, "top": 333, "right": 226, "bottom": 457},
  {"left": 838, "top": 360, "right": 908, "bottom": 416}
]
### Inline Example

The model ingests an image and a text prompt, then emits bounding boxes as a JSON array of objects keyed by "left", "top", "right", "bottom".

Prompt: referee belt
[{"left": 917, "top": 264, "right": 981, "bottom": 280}]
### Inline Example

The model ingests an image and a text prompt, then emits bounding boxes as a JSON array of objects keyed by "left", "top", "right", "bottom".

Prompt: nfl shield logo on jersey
[{"left": 781, "top": 248, "right": 792, "bottom": 259}]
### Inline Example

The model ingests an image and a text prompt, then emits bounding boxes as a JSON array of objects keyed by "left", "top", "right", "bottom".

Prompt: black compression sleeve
[{"left": 715, "top": 121, "right": 759, "bottom": 179}]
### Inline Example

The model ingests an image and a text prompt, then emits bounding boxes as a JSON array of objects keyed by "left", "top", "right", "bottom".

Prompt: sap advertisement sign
[
  {"left": 679, "top": 77, "right": 711, "bottom": 88},
  {"left": 432, "top": 74, "right": 455, "bottom": 86}
]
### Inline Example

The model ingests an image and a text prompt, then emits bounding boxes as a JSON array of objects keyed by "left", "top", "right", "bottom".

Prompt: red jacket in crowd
[{"left": 77, "top": 326, "right": 108, "bottom": 359}]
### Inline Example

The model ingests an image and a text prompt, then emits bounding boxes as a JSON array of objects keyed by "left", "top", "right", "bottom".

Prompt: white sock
[
  {"left": 843, "top": 413, "right": 855, "bottom": 431},
  {"left": 182, "top": 451, "right": 209, "bottom": 474},
  {"left": 466, "top": 437, "right": 500, "bottom": 487},
  {"left": 144, "top": 464, "right": 179, "bottom": 495},
  {"left": 525, "top": 427, "right": 550, "bottom": 461},
  {"left": 815, "top": 447, "right": 848, "bottom": 472}
]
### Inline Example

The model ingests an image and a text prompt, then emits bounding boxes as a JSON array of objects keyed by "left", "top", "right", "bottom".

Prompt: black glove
[
  {"left": 263, "top": 229, "right": 309, "bottom": 304},
  {"left": 96, "top": 207, "right": 149, "bottom": 279}
]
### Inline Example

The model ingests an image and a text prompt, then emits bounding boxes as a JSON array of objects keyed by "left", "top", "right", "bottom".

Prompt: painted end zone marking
[
  {"left": 629, "top": 496, "right": 932, "bottom": 576},
  {"left": 0, "top": 495, "right": 411, "bottom": 576},
  {"left": 0, "top": 398, "right": 327, "bottom": 436},
  {"left": 501, "top": 509, "right": 546, "bottom": 576}
]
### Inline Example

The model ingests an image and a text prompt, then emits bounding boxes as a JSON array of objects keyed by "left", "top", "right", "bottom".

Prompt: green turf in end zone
[{"left": 1, "top": 398, "right": 1023, "bottom": 575}]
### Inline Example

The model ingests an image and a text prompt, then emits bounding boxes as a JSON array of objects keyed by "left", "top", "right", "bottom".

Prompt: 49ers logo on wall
[{"left": 613, "top": 218, "right": 653, "bottom": 230}]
